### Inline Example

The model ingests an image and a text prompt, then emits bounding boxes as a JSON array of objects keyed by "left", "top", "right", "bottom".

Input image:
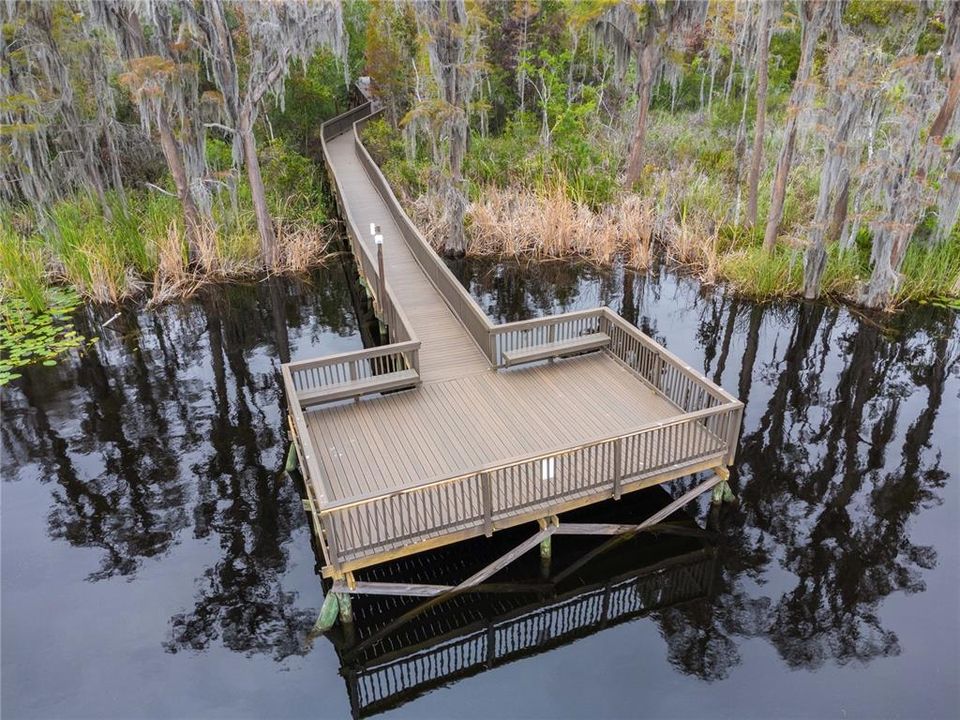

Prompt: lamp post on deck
[
  {"left": 375, "top": 233, "right": 385, "bottom": 314},
  {"left": 368, "top": 223, "right": 384, "bottom": 313}
]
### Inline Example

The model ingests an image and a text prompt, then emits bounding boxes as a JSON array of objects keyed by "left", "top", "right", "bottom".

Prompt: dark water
[{"left": 2, "top": 256, "right": 958, "bottom": 719}]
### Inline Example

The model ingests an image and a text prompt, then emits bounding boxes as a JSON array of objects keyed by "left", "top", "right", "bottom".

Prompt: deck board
[{"left": 306, "top": 352, "right": 683, "bottom": 501}]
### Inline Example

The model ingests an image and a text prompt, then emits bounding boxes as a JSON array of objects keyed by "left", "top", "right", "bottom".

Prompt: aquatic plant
[{"left": 0, "top": 288, "right": 90, "bottom": 385}]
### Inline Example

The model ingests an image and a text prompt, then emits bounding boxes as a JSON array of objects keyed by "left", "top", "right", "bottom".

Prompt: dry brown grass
[
  {"left": 414, "top": 185, "right": 657, "bottom": 269},
  {"left": 273, "top": 219, "right": 338, "bottom": 275},
  {"left": 148, "top": 218, "right": 336, "bottom": 306}
]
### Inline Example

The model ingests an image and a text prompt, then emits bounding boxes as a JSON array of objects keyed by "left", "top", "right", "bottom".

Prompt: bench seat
[
  {"left": 502, "top": 332, "right": 610, "bottom": 368},
  {"left": 300, "top": 369, "right": 420, "bottom": 408}
]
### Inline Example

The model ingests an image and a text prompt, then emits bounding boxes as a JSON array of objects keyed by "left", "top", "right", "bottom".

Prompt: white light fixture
[
  {"left": 541, "top": 457, "right": 555, "bottom": 480},
  {"left": 369, "top": 222, "right": 376, "bottom": 236},
  {"left": 374, "top": 233, "right": 384, "bottom": 246}
]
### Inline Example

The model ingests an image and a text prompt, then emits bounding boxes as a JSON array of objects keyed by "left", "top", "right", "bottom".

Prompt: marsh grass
[
  {"left": 2, "top": 189, "right": 334, "bottom": 311},
  {"left": 898, "top": 236, "right": 960, "bottom": 305},
  {"left": 0, "top": 227, "right": 48, "bottom": 313},
  {"left": 1, "top": 138, "right": 335, "bottom": 311}
]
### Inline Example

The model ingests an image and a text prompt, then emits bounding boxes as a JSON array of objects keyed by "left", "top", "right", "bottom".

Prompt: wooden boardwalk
[{"left": 283, "top": 103, "right": 743, "bottom": 583}]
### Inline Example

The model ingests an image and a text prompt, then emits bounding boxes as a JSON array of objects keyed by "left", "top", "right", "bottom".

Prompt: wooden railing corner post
[
  {"left": 322, "top": 512, "right": 342, "bottom": 576},
  {"left": 481, "top": 471, "right": 493, "bottom": 537},
  {"left": 725, "top": 404, "right": 743, "bottom": 465},
  {"left": 613, "top": 437, "right": 623, "bottom": 500}
]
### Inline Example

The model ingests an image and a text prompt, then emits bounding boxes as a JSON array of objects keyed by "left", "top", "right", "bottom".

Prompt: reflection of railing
[
  {"left": 319, "top": 405, "right": 734, "bottom": 568},
  {"left": 342, "top": 548, "right": 716, "bottom": 718}
]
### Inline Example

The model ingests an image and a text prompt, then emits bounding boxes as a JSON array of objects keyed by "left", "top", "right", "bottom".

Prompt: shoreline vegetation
[
  {"left": 1, "top": 0, "right": 359, "bottom": 317},
  {"left": 2, "top": 0, "right": 959, "bottom": 333},
  {"left": 364, "top": 113, "right": 960, "bottom": 310},
  {"left": 359, "top": 0, "right": 960, "bottom": 311}
]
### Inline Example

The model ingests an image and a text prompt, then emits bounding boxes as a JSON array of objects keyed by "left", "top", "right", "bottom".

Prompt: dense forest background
[{"left": 2, "top": 0, "right": 959, "bottom": 313}]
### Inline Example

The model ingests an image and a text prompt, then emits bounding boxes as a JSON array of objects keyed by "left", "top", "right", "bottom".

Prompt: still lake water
[{"left": 2, "top": 256, "right": 958, "bottom": 719}]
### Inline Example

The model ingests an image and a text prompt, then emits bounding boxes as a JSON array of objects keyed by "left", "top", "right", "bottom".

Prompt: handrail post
[
  {"left": 481, "top": 471, "right": 493, "bottom": 537},
  {"left": 612, "top": 437, "right": 622, "bottom": 500},
  {"left": 725, "top": 405, "right": 742, "bottom": 465},
  {"left": 322, "top": 513, "right": 342, "bottom": 576}
]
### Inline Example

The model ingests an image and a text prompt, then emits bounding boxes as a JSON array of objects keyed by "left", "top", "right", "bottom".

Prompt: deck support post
[
  {"left": 284, "top": 442, "right": 299, "bottom": 474},
  {"left": 313, "top": 591, "right": 340, "bottom": 634},
  {"left": 337, "top": 591, "right": 353, "bottom": 624},
  {"left": 537, "top": 518, "right": 553, "bottom": 560},
  {"left": 711, "top": 468, "right": 736, "bottom": 505},
  {"left": 481, "top": 472, "right": 493, "bottom": 537}
]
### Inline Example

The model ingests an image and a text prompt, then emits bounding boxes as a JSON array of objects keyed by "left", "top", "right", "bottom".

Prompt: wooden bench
[
  {"left": 300, "top": 369, "right": 420, "bottom": 408},
  {"left": 502, "top": 332, "right": 611, "bottom": 368}
]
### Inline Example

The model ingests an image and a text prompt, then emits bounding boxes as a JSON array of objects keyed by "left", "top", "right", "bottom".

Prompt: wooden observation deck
[{"left": 282, "top": 102, "right": 743, "bottom": 604}]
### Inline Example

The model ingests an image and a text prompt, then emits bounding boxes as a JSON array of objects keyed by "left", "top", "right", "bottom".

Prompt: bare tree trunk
[
  {"left": 861, "top": 225, "right": 911, "bottom": 308},
  {"left": 157, "top": 112, "right": 202, "bottom": 262},
  {"left": 240, "top": 110, "right": 278, "bottom": 267},
  {"left": 929, "top": 65, "right": 959, "bottom": 142},
  {"left": 623, "top": 41, "right": 658, "bottom": 187},
  {"left": 827, "top": 175, "right": 849, "bottom": 242},
  {"left": 447, "top": 119, "right": 468, "bottom": 255},
  {"left": 746, "top": 2, "right": 772, "bottom": 228},
  {"left": 762, "top": 7, "right": 823, "bottom": 253}
]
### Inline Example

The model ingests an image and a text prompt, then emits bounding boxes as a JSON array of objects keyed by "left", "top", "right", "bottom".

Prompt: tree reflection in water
[
  {"left": 2, "top": 269, "right": 361, "bottom": 661},
  {"left": 457, "top": 258, "right": 957, "bottom": 680},
  {"left": 2, "top": 257, "right": 956, "bottom": 682}
]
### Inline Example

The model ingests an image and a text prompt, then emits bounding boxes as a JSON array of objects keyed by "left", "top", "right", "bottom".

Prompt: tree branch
[
  {"left": 204, "top": 122, "right": 236, "bottom": 134},
  {"left": 247, "top": 49, "right": 290, "bottom": 107}
]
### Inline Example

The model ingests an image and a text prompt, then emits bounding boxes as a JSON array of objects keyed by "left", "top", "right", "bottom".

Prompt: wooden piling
[
  {"left": 337, "top": 592, "right": 353, "bottom": 624},
  {"left": 313, "top": 592, "right": 340, "bottom": 633},
  {"left": 284, "top": 442, "right": 299, "bottom": 474},
  {"left": 711, "top": 468, "right": 736, "bottom": 504}
]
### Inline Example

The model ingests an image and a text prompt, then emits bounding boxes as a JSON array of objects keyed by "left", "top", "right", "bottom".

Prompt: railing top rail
[
  {"left": 284, "top": 340, "right": 421, "bottom": 372},
  {"left": 351, "top": 109, "right": 496, "bottom": 341},
  {"left": 491, "top": 307, "right": 605, "bottom": 333},
  {"left": 600, "top": 308, "right": 738, "bottom": 405},
  {"left": 318, "top": 401, "right": 739, "bottom": 513}
]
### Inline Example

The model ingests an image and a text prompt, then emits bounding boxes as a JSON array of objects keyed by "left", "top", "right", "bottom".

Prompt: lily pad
[{"left": 0, "top": 289, "right": 89, "bottom": 385}]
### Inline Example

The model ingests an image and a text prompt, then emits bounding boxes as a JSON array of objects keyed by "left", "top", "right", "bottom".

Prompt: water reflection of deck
[{"left": 324, "top": 491, "right": 718, "bottom": 718}]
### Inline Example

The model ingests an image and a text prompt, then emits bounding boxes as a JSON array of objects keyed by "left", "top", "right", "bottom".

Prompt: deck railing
[
  {"left": 318, "top": 402, "right": 736, "bottom": 570},
  {"left": 284, "top": 342, "right": 420, "bottom": 404},
  {"left": 489, "top": 308, "right": 606, "bottom": 367}
]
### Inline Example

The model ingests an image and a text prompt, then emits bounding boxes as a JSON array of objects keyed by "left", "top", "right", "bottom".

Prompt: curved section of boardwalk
[{"left": 283, "top": 103, "right": 744, "bottom": 577}]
